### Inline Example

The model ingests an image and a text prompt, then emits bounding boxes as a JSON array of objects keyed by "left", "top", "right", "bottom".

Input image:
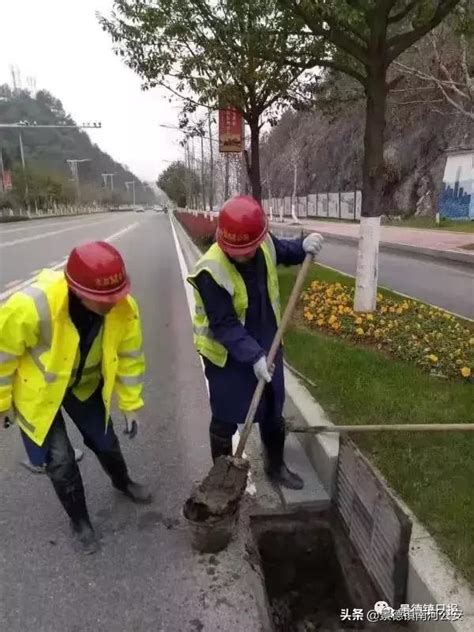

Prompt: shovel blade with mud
[{"left": 183, "top": 254, "right": 313, "bottom": 553}]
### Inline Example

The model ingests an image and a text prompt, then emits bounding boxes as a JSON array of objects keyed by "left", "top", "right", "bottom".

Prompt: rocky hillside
[{"left": 260, "top": 25, "right": 473, "bottom": 217}]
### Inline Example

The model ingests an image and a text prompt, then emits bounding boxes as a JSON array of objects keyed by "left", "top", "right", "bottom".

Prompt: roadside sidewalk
[{"left": 274, "top": 217, "right": 474, "bottom": 265}]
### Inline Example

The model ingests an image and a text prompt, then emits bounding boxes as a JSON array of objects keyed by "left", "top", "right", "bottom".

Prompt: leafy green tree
[
  {"left": 99, "top": 0, "right": 315, "bottom": 202},
  {"left": 277, "top": 0, "right": 468, "bottom": 311},
  {"left": 157, "top": 161, "right": 200, "bottom": 207}
]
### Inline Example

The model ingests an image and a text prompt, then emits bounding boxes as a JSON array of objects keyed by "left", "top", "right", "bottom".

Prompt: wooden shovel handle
[
  {"left": 288, "top": 423, "right": 474, "bottom": 433},
  {"left": 235, "top": 253, "right": 313, "bottom": 458}
]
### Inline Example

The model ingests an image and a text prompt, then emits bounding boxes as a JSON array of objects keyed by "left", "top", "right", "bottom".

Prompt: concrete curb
[
  {"left": 283, "top": 367, "right": 474, "bottom": 631},
  {"left": 270, "top": 222, "right": 474, "bottom": 267}
]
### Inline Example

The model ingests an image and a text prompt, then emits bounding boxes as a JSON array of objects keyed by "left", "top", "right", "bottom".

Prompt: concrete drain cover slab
[{"left": 334, "top": 436, "right": 412, "bottom": 608}]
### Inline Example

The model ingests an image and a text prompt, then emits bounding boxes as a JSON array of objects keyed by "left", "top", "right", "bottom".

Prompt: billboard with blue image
[{"left": 439, "top": 150, "right": 474, "bottom": 220}]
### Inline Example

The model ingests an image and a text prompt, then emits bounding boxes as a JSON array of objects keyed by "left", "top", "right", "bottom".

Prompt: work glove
[
  {"left": 253, "top": 356, "right": 272, "bottom": 383},
  {"left": 123, "top": 412, "right": 140, "bottom": 439},
  {"left": 1, "top": 408, "right": 15, "bottom": 429},
  {"left": 302, "top": 233, "right": 324, "bottom": 260}
]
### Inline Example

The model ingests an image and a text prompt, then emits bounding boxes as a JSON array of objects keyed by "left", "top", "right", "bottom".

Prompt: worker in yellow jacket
[{"left": 0, "top": 241, "right": 149, "bottom": 554}]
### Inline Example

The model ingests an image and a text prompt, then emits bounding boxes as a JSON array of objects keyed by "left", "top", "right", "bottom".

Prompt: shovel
[
  {"left": 182, "top": 253, "right": 313, "bottom": 553},
  {"left": 287, "top": 422, "right": 474, "bottom": 433}
]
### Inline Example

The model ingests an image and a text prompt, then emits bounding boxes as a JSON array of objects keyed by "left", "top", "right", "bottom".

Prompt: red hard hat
[
  {"left": 65, "top": 241, "right": 130, "bottom": 304},
  {"left": 217, "top": 195, "right": 268, "bottom": 257}
]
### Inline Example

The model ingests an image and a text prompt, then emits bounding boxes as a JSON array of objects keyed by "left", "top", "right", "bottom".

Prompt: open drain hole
[{"left": 251, "top": 511, "right": 409, "bottom": 632}]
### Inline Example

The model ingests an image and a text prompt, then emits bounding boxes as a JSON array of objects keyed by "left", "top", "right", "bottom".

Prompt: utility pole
[
  {"left": 208, "top": 112, "right": 214, "bottom": 211},
  {"left": 125, "top": 181, "right": 136, "bottom": 207},
  {"left": 224, "top": 155, "right": 230, "bottom": 200},
  {"left": 18, "top": 132, "right": 29, "bottom": 211},
  {"left": 0, "top": 149, "right": 4, "bottom": 193},
  {"left": 101, "top": 173, "right": 115, "bottom": 190},
  {"left": 183, "top": 140, "right": 191, "bottom": 209},
  {"left": 67, "top": 159, "right": 91, "bottom": 204},
  {"left": 200, "top": 133, "right": 206, "bottom": 211}
]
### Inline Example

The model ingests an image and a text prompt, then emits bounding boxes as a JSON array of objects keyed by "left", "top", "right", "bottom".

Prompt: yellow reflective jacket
[
  {"left": 0, "top": 270, "right": 146, "bottom": 446},
  {"left": 187, "top": 235, "right": 281, "bottom": 368}
]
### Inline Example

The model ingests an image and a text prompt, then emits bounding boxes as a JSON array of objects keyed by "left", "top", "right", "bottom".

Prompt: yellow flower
[
  {"left": 366, "top": 314, "right": 374, "bottom": 321},
  {"left": 328, "top": 314, "right": 337, "bottom": 325},
  {"left": 380, "top": 306, "right": 387, "bottom": 314},
  {"left": 331, "top": 322, "right": 340, "bottom": 331},
  {"left": 355, "top": 317, "right": 363, "bottom": 325},
  {"left": 460, "top": 367, "right": 471, "bottom": 378},
  {"left": 356, "top": 327, "right": 364, "bottom": 336},
  {"left": 317, "top": 318, "right": 325, "bottom": 326},
  {"left": 426, "top": 354, "right": 438, "bottom": 364},
  {"left": 469, "top": 338, "right": 474, "bottom": 346}
]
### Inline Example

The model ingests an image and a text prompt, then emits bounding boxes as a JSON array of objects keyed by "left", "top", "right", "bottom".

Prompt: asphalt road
[
  {"left": 315, "top": 241, "right": 474, "bottom": 319},
  {"left": 0, "top": 212, "right": 265, "bottom": 632}
]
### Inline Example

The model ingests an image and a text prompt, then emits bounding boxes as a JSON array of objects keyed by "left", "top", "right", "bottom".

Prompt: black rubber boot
[
  {"left": 52, "top": 477, "right": 99, "bottom": 555},
  {"left": 262, "top": 426, "right": 304, "bottom": 491},
  {"left": 95, "top": 450, "right": 152, "bottom": 504},
  {"left": 71, "top": 519, "right": 99, "bottom": 555},
  {"left": 210, "top": 432, "right": 233, "bottom": 463}
]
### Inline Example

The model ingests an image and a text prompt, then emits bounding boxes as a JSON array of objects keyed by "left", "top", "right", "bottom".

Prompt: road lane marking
[
  {"left": 318, "top": 261, "right": 474, "bottom": 322},
  {"left": 168, "top": 213, "right": 256, "bottom": 495},
  {"left": 0, "top": 216, "right": 126, "bottom": 248},
  {"left": 0, "top": 222, "right": 139, "bottom": 302},
  {"left": 0, "top": 214, "right": 124, "bottom": 235}
]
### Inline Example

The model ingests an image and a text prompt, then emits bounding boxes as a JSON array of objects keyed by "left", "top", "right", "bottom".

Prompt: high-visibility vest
[
  {"left": 0, "top": 269, "right": 145, "bottom": 447},
  {"left": 187, "top": 236, "right": 281, "bottom": 368}
]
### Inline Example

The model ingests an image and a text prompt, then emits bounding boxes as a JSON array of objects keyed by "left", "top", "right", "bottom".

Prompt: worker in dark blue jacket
[{"left": 187, "top": 196, "right": 323, "bottom": 489}]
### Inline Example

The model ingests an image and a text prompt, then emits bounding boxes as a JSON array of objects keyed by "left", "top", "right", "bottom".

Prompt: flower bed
[
  {"left": 175, "top": 210, "right": 217, "bottom": 247},
  {"left": 301, "top": 280, "right": 473, "bottom": 381}
]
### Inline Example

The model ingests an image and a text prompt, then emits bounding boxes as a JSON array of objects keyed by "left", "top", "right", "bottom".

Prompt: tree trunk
[
  {"left": 354, "top": 70, "right": 387, "bottom": 313},
  {"left": 248, "top": 118, "right": 261, "bottom": 202},
  {"left": 200, "top": 134, "right": 206, "bottom": 210}
]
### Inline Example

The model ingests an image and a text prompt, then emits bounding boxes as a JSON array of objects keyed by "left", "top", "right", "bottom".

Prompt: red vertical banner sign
[{"left": 218, "top": 107, "right": 243, "bottom": 153}]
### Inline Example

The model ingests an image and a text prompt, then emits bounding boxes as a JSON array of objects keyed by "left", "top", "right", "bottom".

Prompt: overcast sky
[{"left": 0, "top": 0, "right": 184, "bottom": 181}]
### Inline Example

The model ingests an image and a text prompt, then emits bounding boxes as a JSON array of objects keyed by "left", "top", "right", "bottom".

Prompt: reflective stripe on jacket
[
  {"left": 0, "top": 269, "right": 145, "bottom": 446},
  {"left": 187, "top": 236, "right": 281, "bottom": 367}
]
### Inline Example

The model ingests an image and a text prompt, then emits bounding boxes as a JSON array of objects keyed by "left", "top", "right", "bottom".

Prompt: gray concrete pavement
[{"left": 0, "top": 212, "right": 269, "bottom": 632}]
